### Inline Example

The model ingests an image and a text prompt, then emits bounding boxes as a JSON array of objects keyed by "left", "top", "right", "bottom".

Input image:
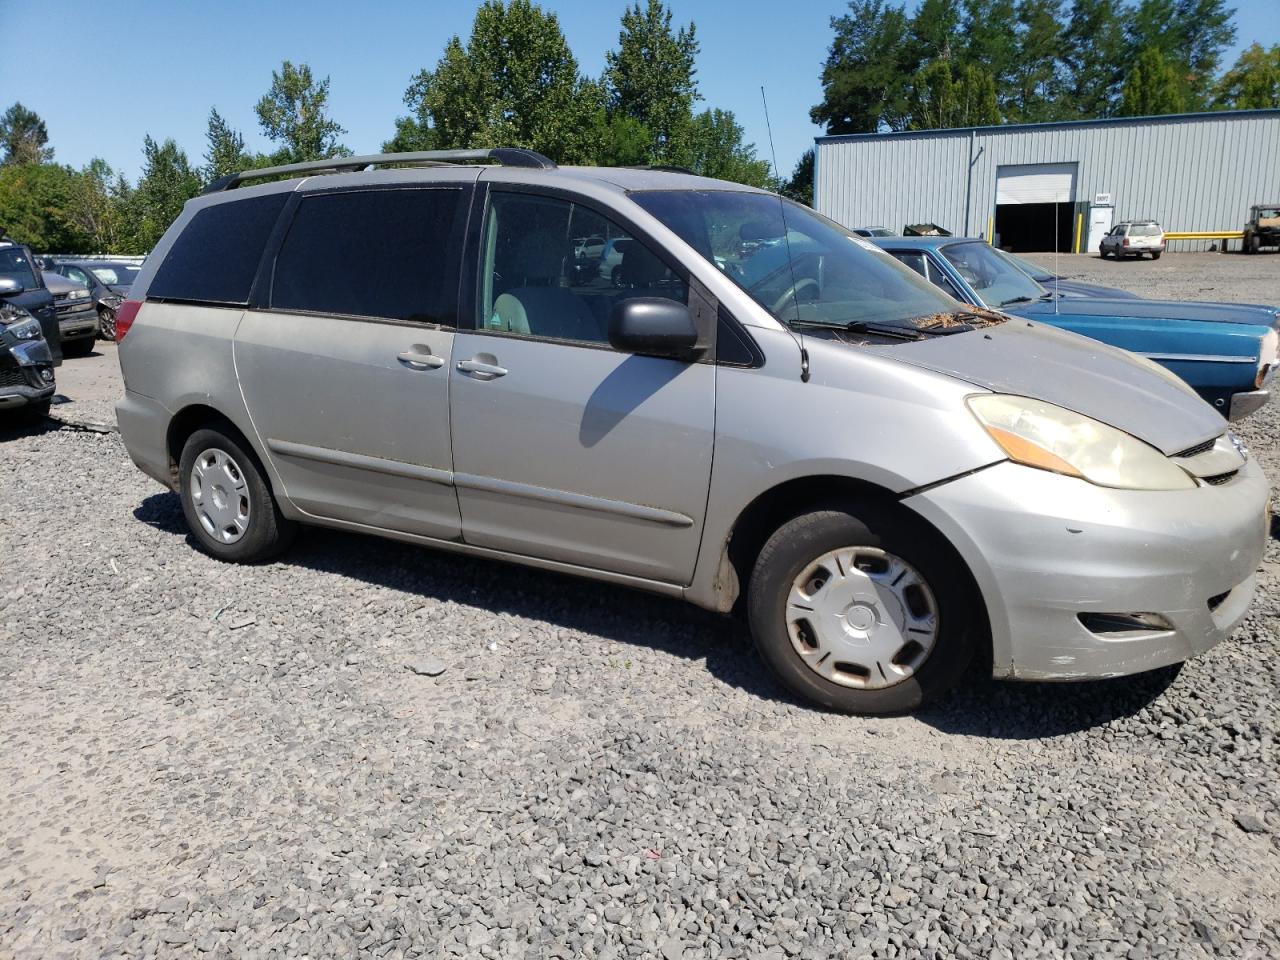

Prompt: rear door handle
[
  {"left": 397, "top": 348, "right": 445, "bottom": 369},
  {"left": 456, "top": 358, "right": 508, "bottom": 379}
]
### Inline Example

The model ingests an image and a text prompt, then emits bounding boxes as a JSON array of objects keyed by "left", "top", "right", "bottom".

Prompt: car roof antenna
[{"left": 762, "top": 86, "right": 810, "bottom": 383}]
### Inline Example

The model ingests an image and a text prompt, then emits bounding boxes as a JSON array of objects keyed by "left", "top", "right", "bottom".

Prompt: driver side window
[{"left": 479, "top": 193, "right": 686, "bottom": 346}]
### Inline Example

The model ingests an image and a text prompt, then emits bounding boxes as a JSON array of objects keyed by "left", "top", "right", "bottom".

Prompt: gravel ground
[{"left": 3, "top": 259, "right": 1279, "bottom": 958}]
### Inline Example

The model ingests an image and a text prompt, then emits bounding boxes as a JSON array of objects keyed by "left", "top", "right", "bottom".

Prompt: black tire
[
  {"left": 747, "top": 503, "right": 977, "bottom": 715},
  {"left": 98, "top": 305, "right": 117, "bottom": 341},
  {"left": 1099, "top": 244, "right": 1110, "bottom": 259},
  {"left": 62, "top": 336, "right": 95, "bottom": 358},
  {"left": 1150, "top": 251, "right": 1161, "bottom": 260},
  {"left": 178, "top": 427, "right": 296, "bottom": 562}
]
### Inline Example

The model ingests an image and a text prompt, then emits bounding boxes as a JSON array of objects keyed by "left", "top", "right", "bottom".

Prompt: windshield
[
  {"left": 939, "top": 242, "right": 1047, "bottom": 307},
  {"left": 90, "top": 264, "right": 140, "bottom": 286},
  {"left": 1003, "top": 251, "right": 1053, "bottom": 282},
  {"left": 0, "top": 246, "right": 38, "bottom": 290},
  {"left": 631, "top": 190, "right": 957, "bottom": 329}
]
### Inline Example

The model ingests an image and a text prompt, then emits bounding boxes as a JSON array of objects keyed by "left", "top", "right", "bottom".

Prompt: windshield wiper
[
  {"left": 999, "top": 295, "right": 1036, "bottom": 306},
  {"left": 790, "top": 318, "right": 925, "bottom": 341}
]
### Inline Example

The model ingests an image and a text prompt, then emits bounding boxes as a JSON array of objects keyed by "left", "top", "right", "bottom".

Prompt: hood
[
  {"left": 1015, "top": 295, "right": 1278, "bottom": 328},
  {"left": 1048, "top": 279, "right": 1140, "bottom": 299},
  {"left": 884, "top": 321, "right": 1225, "bottom": 455}
]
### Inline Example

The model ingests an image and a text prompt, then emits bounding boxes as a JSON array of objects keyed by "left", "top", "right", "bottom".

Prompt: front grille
[
  {"left": 1176, "top": 438, "right": 1217, "bottom": 458},
  {"left": 1202, "top": 472, "right": 1237, "bottom": 486},
  {"left": 52, "top": 291, "right": 69, "bottom": 302},
  {"left": 0, "top": 366, "right": 29, "bottom": 388}
]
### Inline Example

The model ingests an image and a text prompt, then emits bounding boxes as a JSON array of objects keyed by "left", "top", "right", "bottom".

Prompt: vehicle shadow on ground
[
  {"left": 132, "top": 491, "right": 790, "bottom": 706},
  {"left": 135, "top": 490, "right": 1185, "bottom": 735},
  {"left": 915, "top": 662, "right": 1182, "bottom": 740},
  {"left": 0, "top": 415, "right": 61, "bottom": 441}
]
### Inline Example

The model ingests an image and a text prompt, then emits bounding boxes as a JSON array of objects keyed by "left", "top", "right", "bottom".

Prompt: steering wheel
[{"left": 772, "top": 277, "right": 820, "bottom": 316}]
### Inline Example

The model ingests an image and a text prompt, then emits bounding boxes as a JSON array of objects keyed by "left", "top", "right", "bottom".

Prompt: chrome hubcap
[
  {"left": 786, "top": 547, "right": 938, "bottom": 690},
  {"left": 190, "top": 448, "right": 251, "bottom": 544}
]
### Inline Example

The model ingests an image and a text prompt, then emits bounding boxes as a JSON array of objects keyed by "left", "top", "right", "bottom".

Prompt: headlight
[
  {"left": 72, "top": 288, "right": 89, "bottom": 300},
  {"left": 968, "top": 394, "right": 1196, "bottom": 491},
  {"left": 4, "top": 316, "right": 44, "bottom": 341}
]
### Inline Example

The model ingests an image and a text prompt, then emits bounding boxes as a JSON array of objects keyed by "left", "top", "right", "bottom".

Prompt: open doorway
[
  {"left": 993, "top": 162, "right": 1077, "bottom": 252},
  {"left": 995, "top": 202, "right": 1074, "bottom": 252}
]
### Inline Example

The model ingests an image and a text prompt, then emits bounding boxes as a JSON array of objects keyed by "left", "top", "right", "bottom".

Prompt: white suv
[{"left": 1100, "top": 220, "right": 1166, "bottom": 260}]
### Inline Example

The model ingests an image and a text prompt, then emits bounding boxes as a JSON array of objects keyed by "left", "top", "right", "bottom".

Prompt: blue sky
[{"left": 1, "top": 0, "right": 1276, "bottom": 183}]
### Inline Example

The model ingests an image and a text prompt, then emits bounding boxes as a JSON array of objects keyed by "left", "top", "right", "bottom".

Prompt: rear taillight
[
  {"left": 115, "top": 300, "right": 142, "bottom": 341},
  {"left": 1122, "top": 236, "right": 1129, "bottom": 246}
]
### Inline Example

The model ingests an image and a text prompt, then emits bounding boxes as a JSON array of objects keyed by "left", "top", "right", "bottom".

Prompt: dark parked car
[
  {"left": 1243, "top": 203, "right": 1280, "bottom": 254},
  {"left": 42, "top": 271, "right": 99, "bottom": 356},
  {"left": 0, "top": 237, "right": 60, "bottom": 364},
  {"left": 0, "top": 278, "right": 56, "bottom": 421},
  {"left": 45, "top": 259, "right": 140, "bottom": 341},
  {"left": 874, "top": 236, "right": 1279, "bottom": 419},
  {"left": 851, "top": 226, "right": 896, "bottom": 237}
]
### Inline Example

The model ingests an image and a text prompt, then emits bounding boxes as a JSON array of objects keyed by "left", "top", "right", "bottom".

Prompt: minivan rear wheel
[
  {"left": 178, "top": 427, "right": 295, "bottom": 562},
  {"left": 747, "top": 505, "right": 975, "bottom": 714}
]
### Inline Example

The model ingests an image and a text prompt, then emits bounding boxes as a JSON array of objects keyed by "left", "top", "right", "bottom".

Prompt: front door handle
[
  {"left": 456, "top": 358, "right": 508, "bottom": 379},
  {"left": 398, "top": 347, "right": 445, "bottom": 369}
]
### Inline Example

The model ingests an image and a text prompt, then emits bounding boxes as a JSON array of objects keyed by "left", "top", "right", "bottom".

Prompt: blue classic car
[{"left": 873, "top": 236, "right": 1279, "bottom": 420}]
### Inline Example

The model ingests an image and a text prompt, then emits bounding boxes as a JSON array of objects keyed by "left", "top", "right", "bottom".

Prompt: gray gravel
[{"left": 3, "top": 258, "right": 1280, "bottom": 958}]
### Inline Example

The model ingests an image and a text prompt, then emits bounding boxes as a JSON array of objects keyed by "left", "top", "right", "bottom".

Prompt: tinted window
[
  {"left": 271, "top": 189, "right": 462, "bottom": 323},
  {"left": 0, "top": 246, "right": 38, "bottom": 289},
  {"left": 479, "top": 193, "right": 685, "bottom": 345},
  {"left": 148, "top": 192, "right": 288, "bottom": 304}
]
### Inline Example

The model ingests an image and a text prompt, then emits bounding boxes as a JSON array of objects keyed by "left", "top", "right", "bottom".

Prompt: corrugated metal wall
[{"left": 814, "top": 111, "right": 1280, "bottom": 251}]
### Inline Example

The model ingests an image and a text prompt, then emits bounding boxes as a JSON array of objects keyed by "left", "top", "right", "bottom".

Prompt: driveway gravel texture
[{"left": 3, "top": 253, "right": 1279, "bottom": 959}]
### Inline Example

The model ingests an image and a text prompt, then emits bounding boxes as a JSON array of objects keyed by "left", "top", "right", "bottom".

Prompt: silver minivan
[{"left": 114, "top": 149, "right": 1269, "bottom": 714}]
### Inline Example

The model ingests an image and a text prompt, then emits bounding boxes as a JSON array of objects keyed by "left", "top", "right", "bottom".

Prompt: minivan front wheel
[
  {"left": 747, "top": 505, "right": 975, "bottom": 714},
  {"left": 178, "top": 428, "right": 295, "bottom": 562}
]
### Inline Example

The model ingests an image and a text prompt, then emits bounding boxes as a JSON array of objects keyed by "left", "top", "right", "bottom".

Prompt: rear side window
[
  {"left": 269, "top": 188, "right": 463, "bottom": 324},
  {"left": 148, "top": 192, "right": 288, "bottom": 304},
  {"left": 1131, "top": 223, "right": 1162, "bottom": 236}
]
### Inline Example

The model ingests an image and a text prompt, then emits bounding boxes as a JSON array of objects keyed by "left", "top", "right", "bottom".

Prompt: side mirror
[
  {"left": 609, "top": 297, "right": 703, "bottom": 360},
  {"left": 0, "top": 277, "right": 23, "bottom": 297}
]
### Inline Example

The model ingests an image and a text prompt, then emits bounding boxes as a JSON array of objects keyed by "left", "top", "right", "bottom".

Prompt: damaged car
[
  {"left": 0, "top": 278, "right": 56, "bottom": 421},
  {"left": 876, "top": 236, "right": 1279, "bottom": 420},
  {"left": 115, "top": 152, "right": 1269, "bottom": 714}
]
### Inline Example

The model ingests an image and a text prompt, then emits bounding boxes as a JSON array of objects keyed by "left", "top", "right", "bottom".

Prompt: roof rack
[{"left": 201, "top": 147, "right": 557, "bottom": 194}]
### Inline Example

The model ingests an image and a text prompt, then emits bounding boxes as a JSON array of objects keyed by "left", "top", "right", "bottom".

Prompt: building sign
[{"left": 1094, "top": 193, "right": 1113, "bottom": 206}]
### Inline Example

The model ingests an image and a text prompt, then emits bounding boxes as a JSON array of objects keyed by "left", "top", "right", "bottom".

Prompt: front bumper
[
  {"left": 904, "top": 459, "right": 1270, "bottom": 680},
  {"left": 1230, "top": 388, "right": 1270, "bottom": 420},
  {"left": 57, "top": 304, "right": 98, "bottom": 341}
]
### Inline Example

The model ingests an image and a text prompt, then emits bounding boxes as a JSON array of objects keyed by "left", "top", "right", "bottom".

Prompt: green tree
[
  {"left": 204, "top": 108, "right": 256, "bottom": 181},
  {"left": 381, "top": 116, "right": 434, "bottom": 153},
  {"left": 126, "top": 136, "right": 201, "bottom": 252},
  {"left": 1062, "top": 0, "right": 1129, "bottom": 117},
  {"left": 1127, "top": 0, "right": 1236, "bottom": 108},
  {"left": 1009, "top": 0, "right": 1065, "bottom": 122},
  {"left": 588, "top": 111, "right": 655, "bottom": 167},
  {"left": 604, "top": 0, "right": 699, "bottom": 162},
  {"left": 679, "top": 109, "right": 774, "bottom": 188},
  {"left": 65, "top": 159, "right": 130, "bottom": 252},
  {"left": 908, "top": 0, "right": 961, "bottom": 63},
  {"left": 0, "top": 163, "right": 88, "bottom": 250},
  {"left": 400, "top": 1, "right": 600, "bottom": 164},
  {"left": 961, "top": 0, "right": 1019, "bottom": 117},
  {"left": 254, "top": 61, "right": 348, "bottom": 163},
  {"left": 908, "top": 60, "right": 1000, "bottom": 129},
  {"left": 1120, "top": 46, "right": 1187, "bottom": 115},
  {"left": 1213, "top": 42, "right": 1280, "bottom": 109},
  {"left": 812, "top": 0, "right": 914, "bottom": 133},
  {"left": 0, "top": 102, "right": 54, "bottom": 166},
  {"left": 781, "top": 149, "right": 814, "bottom": 207}
]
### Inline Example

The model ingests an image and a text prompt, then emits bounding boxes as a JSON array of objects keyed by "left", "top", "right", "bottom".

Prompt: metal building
[{"left": 813, "top": 109, "right": 1280, "bottom": 253}]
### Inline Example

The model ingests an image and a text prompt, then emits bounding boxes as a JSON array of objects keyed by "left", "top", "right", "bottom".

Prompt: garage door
[{"left": 995, "top": 163, "right": 1077, "bottom": 205}]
